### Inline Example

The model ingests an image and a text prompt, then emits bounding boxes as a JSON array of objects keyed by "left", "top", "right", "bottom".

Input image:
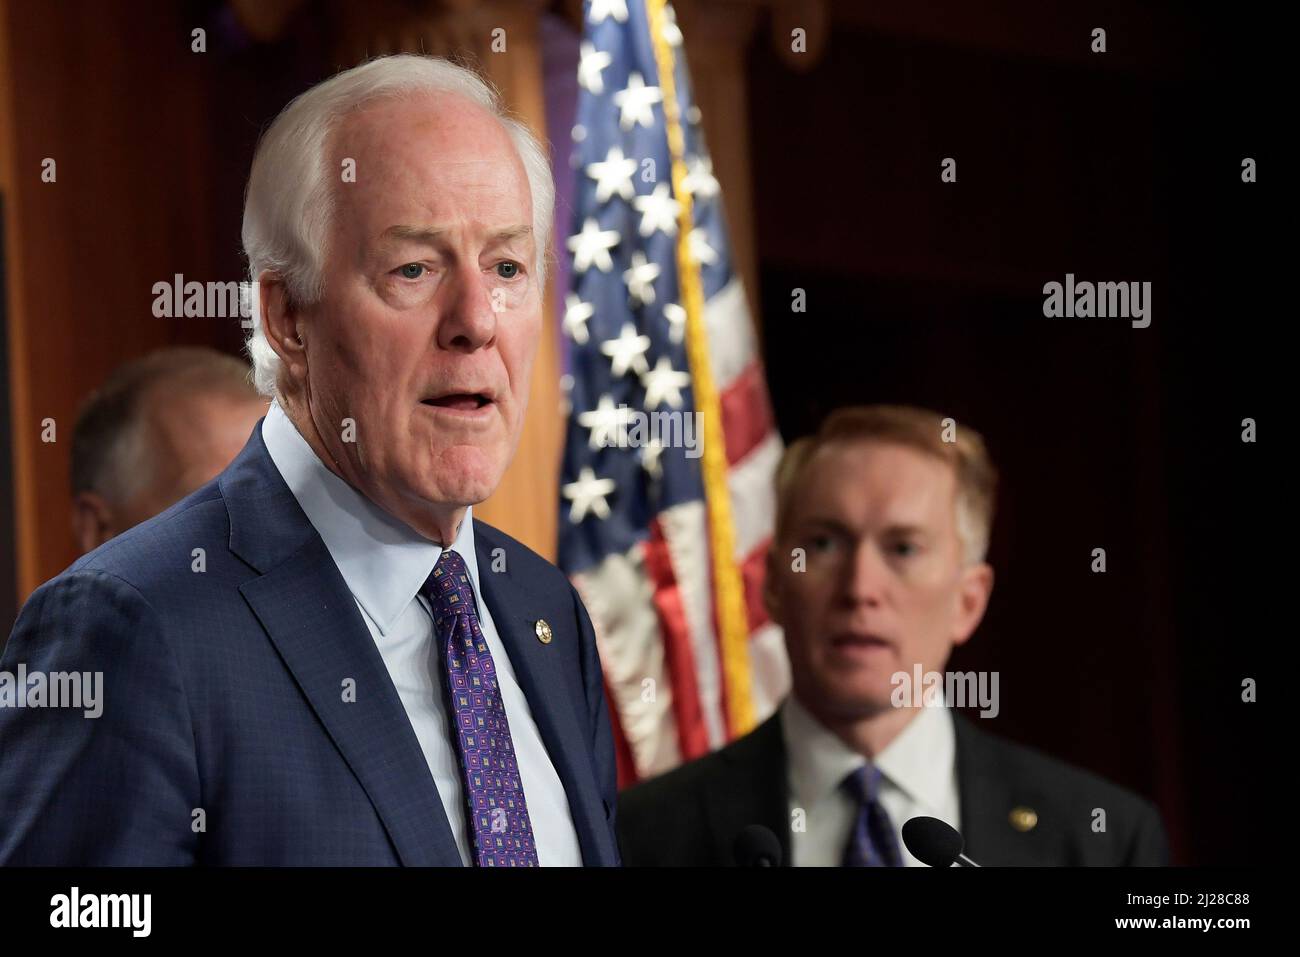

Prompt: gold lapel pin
[
  {"left": 1009, "top": 806, "right": 1038, "bottom": 832},
  {"left": 535, "top": 619, "right": 553, "bottom": 644}
]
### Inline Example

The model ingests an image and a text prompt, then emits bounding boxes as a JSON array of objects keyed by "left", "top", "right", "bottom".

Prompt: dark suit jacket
[
  {"left": 617, "top": 709, "right": 1168, "bottom": 866},
  {"left": 0, "top": 421, "right": 620, "bottom": 866}
]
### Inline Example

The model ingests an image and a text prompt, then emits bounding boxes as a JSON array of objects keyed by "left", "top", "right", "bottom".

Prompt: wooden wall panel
[{"left": 2, "top": 0, "right": 219, "bottom": 600}]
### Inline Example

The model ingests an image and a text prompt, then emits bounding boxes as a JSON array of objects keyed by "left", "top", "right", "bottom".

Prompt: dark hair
[{"left": 71, "top": 347, "right": 258, "bottom": 499}]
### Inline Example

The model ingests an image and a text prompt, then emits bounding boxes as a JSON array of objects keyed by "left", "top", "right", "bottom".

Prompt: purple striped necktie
[
  {"left": 841, "top": 764, "right": 904, "bottom": 867},
  {"left": 422, "top": 548, "right": 539, "bottom": 866}
]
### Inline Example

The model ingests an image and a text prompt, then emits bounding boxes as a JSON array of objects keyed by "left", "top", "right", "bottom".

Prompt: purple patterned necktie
[
  {"left": 422, "top": 548, "right": 539, "bottom": 867},
  {"left": 841, "top": 764, "right": 904, "bottom": 867}
]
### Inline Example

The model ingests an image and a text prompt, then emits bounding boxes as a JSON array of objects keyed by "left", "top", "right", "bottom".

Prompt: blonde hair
[{"left": 774, "top": 405, "right": 998, "bottom": 565}]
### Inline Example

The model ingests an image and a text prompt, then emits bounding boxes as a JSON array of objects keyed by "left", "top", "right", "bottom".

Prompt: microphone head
[
  {"left": 733, "top": 824, "right": 783, "bottom": 867},
  {"left": 902, "top": 816, "right": 964, "bottom": 867}
]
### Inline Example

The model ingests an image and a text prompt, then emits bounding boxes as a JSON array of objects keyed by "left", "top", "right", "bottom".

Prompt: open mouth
[
  {"left": 831, "top": 634, "right": 893, "bottom": 652},
  {"left": 421, "top": 393, "right": 492, "bottom": 411}
]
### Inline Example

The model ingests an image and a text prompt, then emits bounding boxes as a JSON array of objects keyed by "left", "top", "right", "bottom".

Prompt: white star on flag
[
  {"left": 568, "top": 217, "right": 620, "bottom": 273},
  {"left": 663, "top": 302, "right": 686, "bottom": 343},
  {"left": 563, "top": 466, "right": 617, "bottom": 523},
  {"left": 661, "top": 5, "right": 683, "bottom": 47},
  {"left": 633, "top": 182, "right": 680, "bottom": 237},
  {"left": 563, "top": 293, "right": 594, "bottom": 344},
  {"left": 613, "top": 72, "right": 663, "bottom": 131},
  {"left": 586, "top": 145, "right": 637, "bottom": 204},
  {"left": 623, "top": 251, "right": 661, "bottom": 307},
  {"left": 641, "top": 355, "right": 691, "bottom": 409},
  {"left": 683, "top": 155, "right": 720, "bottom": 201},
  {"left": 600, "top": 321, "right": 652, "bottom": 377},
  {"left": 688, "top": 227, "right": 718, "bottom": 266},
  {"left": 578, "top": 42, "right": 612, "bottom": 95},
  {"left": 577, "top": 394, "right": 636, "bottom": 449},
  {"left": 587, "top": 0, "right": 628, "bottom": 25}
]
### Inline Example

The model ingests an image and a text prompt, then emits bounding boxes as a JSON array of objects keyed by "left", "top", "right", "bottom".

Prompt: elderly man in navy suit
[{"left": 0, "top": 55, "right": 620, "bottom": 866}]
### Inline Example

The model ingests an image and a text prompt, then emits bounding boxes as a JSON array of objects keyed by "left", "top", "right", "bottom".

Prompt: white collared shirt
[
  {"left": 262, "top": 400, "right": 582, "bottom": 866},
  {"left": 781, "top": 694, "right": 961, "bottom": 866}
]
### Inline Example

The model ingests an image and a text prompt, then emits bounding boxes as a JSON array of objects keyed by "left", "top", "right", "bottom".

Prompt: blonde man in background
[{"left": 618, "top": 405, "right": 1168, "bottom": 867}]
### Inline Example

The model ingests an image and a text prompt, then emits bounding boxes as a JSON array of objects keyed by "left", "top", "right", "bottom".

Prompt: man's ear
[
  {"left": 951, "top": 562, "right": 994, "bottom": 648},
  {"left": 71, "top": 492, "right": 115, "bottom": 554},
  {"left": 258, "top": 273, "right": 309, "bottom": 389}
]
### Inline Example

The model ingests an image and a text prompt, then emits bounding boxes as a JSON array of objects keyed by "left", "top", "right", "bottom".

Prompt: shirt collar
[
  {"left": 781, "top": 692, "right": 956, "bottom": 813},
  {"left": 261, "top": 399, "right": 482, "bottom": 635}
]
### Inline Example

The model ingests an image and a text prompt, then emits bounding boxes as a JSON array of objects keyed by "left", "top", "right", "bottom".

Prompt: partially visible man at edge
[
  {"left": 617, "top": 405, "right": 1168, "bottom": 866},
  {"left": 70, "top": 346, "right": 269, "bottom": 554},
  {"left": 0, "top": 55, "right": 620, "bottom": 866}
]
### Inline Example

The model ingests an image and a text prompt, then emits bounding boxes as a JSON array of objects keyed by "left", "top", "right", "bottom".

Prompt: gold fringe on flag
[{"left": 645, "top": 0, "right": 755, "bottom": 737}]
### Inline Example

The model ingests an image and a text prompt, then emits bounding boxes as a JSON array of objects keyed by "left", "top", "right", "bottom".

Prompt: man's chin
[
  {"left": 809, "top": 677, "right": 899, "bottom": 722},
  {"left": 421, "top": 444, "right": 506, "bottom": 495},
  {"left": 412, "top": 476, "right": 497, "bottom": 510}
]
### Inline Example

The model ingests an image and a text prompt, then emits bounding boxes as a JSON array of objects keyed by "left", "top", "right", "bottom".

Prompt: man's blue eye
[
  {"left": 398, "top": 263, "right": 425, "bottom": 279},
  {"left": 496, "top": 261, "right": 520, "bottom": 279}
]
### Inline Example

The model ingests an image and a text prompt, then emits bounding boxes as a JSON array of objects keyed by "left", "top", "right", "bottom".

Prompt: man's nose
[
  {"left": 842, "top": 541, "right": 888, "bottom": 607},
  {"left": 436, "top": 262, "right": 498, "bottom": 351}
]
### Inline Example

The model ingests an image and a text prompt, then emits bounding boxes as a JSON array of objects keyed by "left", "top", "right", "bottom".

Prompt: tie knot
[
  {"left": 424, "top": 548, "right": 476, "bottom": 623},
  {"left": 434, "top": 547, "right": 469, "bottom": 579},
  {"left": 843, "top": 764, "right": 883, "bottom": 805}
]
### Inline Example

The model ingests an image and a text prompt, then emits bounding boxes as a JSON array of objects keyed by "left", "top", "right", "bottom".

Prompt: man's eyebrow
[
  {"left": 881, "top": 523, "right": 930, "bottom": 538},
  {"left": 799, "top": 516, "right": 854, "bottom": 535},
  {"left": 797, "top": 517, "right": 930, "bottom": 537},
  {"left": 487, "top": 225, "right": 534, "bottom": 244},
  {"left": 380, "top": 225, "right": 445, "bottom": 244},
  {"left": 379, "top": 225, "right": 533, "bottom": 244}
]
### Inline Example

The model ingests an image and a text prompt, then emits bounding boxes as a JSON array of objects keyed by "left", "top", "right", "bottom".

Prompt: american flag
[{"left": 558, "top": 0, "right": 789, "bottom": 786}]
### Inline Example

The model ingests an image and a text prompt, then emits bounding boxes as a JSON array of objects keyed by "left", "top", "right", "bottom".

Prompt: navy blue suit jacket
[{"left": 0, "top": 422, "right": 621, "bottom": 865}]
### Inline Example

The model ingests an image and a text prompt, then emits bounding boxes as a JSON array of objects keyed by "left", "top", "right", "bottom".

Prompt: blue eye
[
  {"left": 398, "top": 263, "right": 425, "bottom": 280},
  {"left": 496, "top": 261, "right": 521, "bottom": 279}
]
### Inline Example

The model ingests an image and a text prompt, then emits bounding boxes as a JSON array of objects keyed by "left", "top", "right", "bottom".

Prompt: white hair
[{"left": 240, "top": 54, "right": 555, "bottom": 397}]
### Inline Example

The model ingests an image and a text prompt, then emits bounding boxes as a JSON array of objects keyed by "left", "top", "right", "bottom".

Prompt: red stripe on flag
[
  {"left": 740, "top": 537, "right": 773, "bottom": 633},
  {"left": 720, "top": 361, "right": 774, "bottom": 466},
  {"left": 606, "top": 675, "right": 640, "bottom": 790},
  {"left": 643, "top": 520, "right": 711, "bottom": 762}
]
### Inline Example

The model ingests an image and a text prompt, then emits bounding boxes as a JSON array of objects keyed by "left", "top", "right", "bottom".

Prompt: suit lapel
[
  {"left": 954, "top": 713, "right": 1047, "bottom": 865},
  {"left": 225, "top": 423, "right": 462, "bottom": 866},
  {"left": 706, "top": 712, "right": 791, "bottom": 865},
  {"left": 474, "top": 527, "right": 617, "bottom": 866}
]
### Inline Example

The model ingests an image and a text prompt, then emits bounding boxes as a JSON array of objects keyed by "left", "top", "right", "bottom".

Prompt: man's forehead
[
  {"left": 800, "top": 439, "right": 957, "bottom": 515},
  {"left": 380, "top": 223, "right": 533, "bottom": 244},
  {"left": 335, "top": 164, "right": 532, "bottom": 246},
  {"left": 336, "top": 92, "right": 514, "bottom": 161},
  {"left": 341, "top": 137, "right": 525, "bottom": 189},
  {"left": 332, "top": 103, "right": 531, "bottom": 230}
]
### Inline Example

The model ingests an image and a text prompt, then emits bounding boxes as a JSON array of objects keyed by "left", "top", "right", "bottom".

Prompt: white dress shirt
[
  {"left": 782, "top": 693, "right": 961, "bottom": 866},
  {"left": 262, "top": 400, "right": 582, "bottom": 866}
]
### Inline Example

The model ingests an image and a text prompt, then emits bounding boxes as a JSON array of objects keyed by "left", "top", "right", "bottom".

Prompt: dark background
[{"left": 752, "top": 5, "right": 1275, "bottom": 866}]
